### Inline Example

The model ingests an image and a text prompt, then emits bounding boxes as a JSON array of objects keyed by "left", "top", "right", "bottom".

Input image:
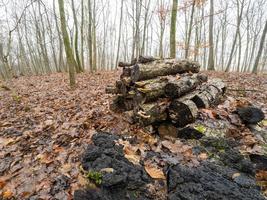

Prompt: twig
[{"left": 228, "top": 88, "right": 260, "bottom": 92}]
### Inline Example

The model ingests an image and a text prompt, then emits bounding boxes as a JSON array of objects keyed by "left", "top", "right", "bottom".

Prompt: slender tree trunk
[
  {"left": 225, "top": 0, "right": 244, "bottom": 72},
  {"left": 185, "top": 0, "right": 195, "bottom": 59},
  {"left": 208, "top": 0, "right": 215, "bottom": 70},
  {"left": 58, "top": 0, "right": 76, "bottom": 87},
  {"left": 88, "top": 0, "right": 93, "bottom": 72},
  {"left": 253, "top": 20, "right": 267, "bottom": 73},
  {"left": 71, "top": 0, "right": 83, "bottom": 73},
  {"left": 170, "top": 0, "right": 178, "bottom": 58},
  {"left": 92, "top": 0, "right": 97, "bottom": 71},
  {"left": 115, "top": 0, "right": 124, "bottom": 68},
  {"left": 80, "top": 0, "right": 85, "bottom": 70}
]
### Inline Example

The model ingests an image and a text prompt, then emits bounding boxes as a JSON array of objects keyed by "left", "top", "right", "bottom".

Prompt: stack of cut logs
[{"left": 106, "top": 56, "right": 226, "bottom": 130}]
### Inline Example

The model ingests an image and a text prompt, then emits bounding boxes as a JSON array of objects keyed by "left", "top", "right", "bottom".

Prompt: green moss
[
  {"left": 194, "top": 124, "right": 207, "bottom": 134},
  {"left": 86, "top": 171, "right": 103, "bottom": 185}
]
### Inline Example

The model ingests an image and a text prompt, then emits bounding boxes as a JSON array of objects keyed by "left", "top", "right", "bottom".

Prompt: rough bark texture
[
  {"left": 131, "top": 60, "right": 200, "bottom": 82},
  {"left": 107, "top": 57, "right": 227, "bottom": 129},
  {"left": 169, "top": 99, "right": 199, "bottom": 127},
  {"left": 135, "top": 100, "right": 169, "bottom": 126},
  {"left": 165, "top": 74, "right": 208, "bottom": 99},
  {"left": 135, "top": 77, "right": 169, "bottom": 102}
]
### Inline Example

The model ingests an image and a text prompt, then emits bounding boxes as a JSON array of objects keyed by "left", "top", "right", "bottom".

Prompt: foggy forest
[{"left": 0, "top": 0, "right": 266, "bottom": 199}]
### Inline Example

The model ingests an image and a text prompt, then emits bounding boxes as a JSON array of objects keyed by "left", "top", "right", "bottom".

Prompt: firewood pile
[{"left": 106, "top": 56, "right": 226, "bottom": 130}]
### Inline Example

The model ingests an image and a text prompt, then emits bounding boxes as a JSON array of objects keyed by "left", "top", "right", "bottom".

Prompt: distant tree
[
  {"left": 225, "top": 0, "right": 245, "bottom": 72},
  {"left": 71, "top": 0, "right": 83, "bottom": 73},
  {"left": 170, "top": 0, "right": 178, "bottom": 58},
  {"left": 252, "top": 20, "right": 267, "bottom": 74},
  {"left": 58, "top": 0, "right": 76, "bottom": 87},
  {"left": 207, "top": 0, "right": 215, "bottom": 70}
]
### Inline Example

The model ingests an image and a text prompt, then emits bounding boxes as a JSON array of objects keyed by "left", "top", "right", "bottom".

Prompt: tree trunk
[
  {"left": 115, "top": 0, "right": 124, "bottom": 69},
  {"left": 58, "top": 0, "right": 76, "bottom": 88},
  {"left": 208, "top": 0, "right": 215, "bottom": 70},
  {"left": 170, "top": 0, "right": 178, "bottom": 58},
  {"left": 252, "top": 20, "right": 267, "bottom": 74},
  {"left": 185, "top": 0, "right": 196, "bottom": 59},
  {"left": 71, "top": 0, "right": 83, "bottom": 73}
]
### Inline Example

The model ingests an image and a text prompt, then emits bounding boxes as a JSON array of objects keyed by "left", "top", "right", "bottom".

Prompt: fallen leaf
[
  {"left": 145, "top": 165, "right": 165, "bottom": 180},
  {"left": 2, "top": 190, "right": 13, "bottom": 199},
  {"left": 100, "top": 168, "right": 114, "bottom": 173},
  {"left": 0, "top": 179, "right": 6, "bottom": 189},
  {"left": 198, "top": 153, "right": 208, "bottom": 160},
  {"left": 37, "top": 153, "right": 53, "bottom": 164},
  {"left": 232, "top": 173, "right": 241, "bottom": 179},
  {"left": 124, "top": 154, "right": 140, "bottom": 165},
  {"left": 59, "top": 164, "right": 72, "bottom": 174},
  {"left": 201, "top": 109, "right": 217, "bottom": 119}
]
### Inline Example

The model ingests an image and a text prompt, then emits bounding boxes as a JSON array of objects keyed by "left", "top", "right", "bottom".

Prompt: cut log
[
  {"left": 177, "top": 126, "right": 204, "bottom": 139},
  {"left": 135, "top": 100, "right": 169, "bottom": 126},
  {"left": 105, "top": 85, "right": 118, "bottom": 94},
  {"left": 110, "top": 95, "right": 135, "bottom": 112},
  {"left": 165, "top": 74, "right": 208, "bottom": 99},
  {"left": 178, "top": 79, "right": 226, "bottom": 109},
  {"left": 118, "top": 56, "right": 156, "bottom": 67},
  {"left": 138, "top": 56, "right": 157, "bottom": 64},
  {"left": 168, "top": 100, "right": 198, "bottom": 127},
  {"left": 121, "top": 59, "right": 200, "bottom": 83},
  {"left": 134, "top": 77, "right": 169, "bottom": 102},
  {"left": 115, "top": 80, "right": 128, "bottom": 95}
]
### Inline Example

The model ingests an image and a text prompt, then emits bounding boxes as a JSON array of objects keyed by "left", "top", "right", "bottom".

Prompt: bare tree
[
  {"left": 207, "top": 0, "right": 215, "bottom": 70},
  {"left": 58, "top": 0, "right": 76, "bottom": 87},
  {"left": 170, "top": 0, "right": 178, "bottom": 58},
  {"left": 252, "top": 20, "right": 267, "bottom": 73}
]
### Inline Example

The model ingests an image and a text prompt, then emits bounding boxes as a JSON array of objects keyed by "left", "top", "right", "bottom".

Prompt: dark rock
[
  {"left": 177, "top": 127, "right": 203, "bottom": 140},
  {"left": 76, "top": 132, "right": 154, "bottom": 200},
  {"left": 199, "top": 137, "right": 255, "bottom": 174},
  {"left": 236, "top": 106, "right": 265, "bottom": 124},
  {"left": 250, "top": 154, "right": 267, "bottom": 171},
  {"left": 74, "top": 189, "right": 109, "bottom": 200},
  {"left": 167, "top": 162, "right": 265, "bottom": 200}
]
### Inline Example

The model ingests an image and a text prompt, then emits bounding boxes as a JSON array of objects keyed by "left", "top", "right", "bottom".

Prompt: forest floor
[{"left": 0, "top": 70, "right": 266, "bottom": 199}]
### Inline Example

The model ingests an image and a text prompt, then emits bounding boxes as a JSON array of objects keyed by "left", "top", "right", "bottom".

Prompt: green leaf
[{"left": 194, "top": 125, "right": 207, "bottom": 134}]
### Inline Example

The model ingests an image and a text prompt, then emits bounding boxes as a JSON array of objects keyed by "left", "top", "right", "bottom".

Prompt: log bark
[
  {"left": 165, "top": 74, "right": 208, "bottom": 99},
  {"left": 118, "top": 56, "right": 157, "bottom": 67},
  {"left": 121, "top": 59, "right": 200, "bottom": 83},
  {"left": 133, "top": 60, "right": 200, "bottom": 82},
  {"left": 110, "top": 95, "right": 135, "bottom": 112},
  {"left": 135, "top": 100, "right": 169, "bottom": 126},
  {"left": 169, "top": 99, "right": 198, "bottom": 127},
  {"left": 115, "top": 80, "right": 128, "bottom": 95},
  {"left": 134, "top": 77, "right": 169, "bottom": 102},
  {"left": 105, "top": 85, "right": 118, "bottom": 94},
  {"left": 179, "top": 79, "right": 226, "bottom": 109}
]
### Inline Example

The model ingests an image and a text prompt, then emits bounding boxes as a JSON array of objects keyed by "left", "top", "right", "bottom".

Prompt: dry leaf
[
  {"left": 145, "top": 165, "right": 165, "bottom": 180},
  {"left": 0, "top": 179, "right": 6, "bottom": 189},
  {"left": 59, "top": 164, "right": 72, "bottom": 174},
  {"left": 198, "top": 153, "right": 208, "bottom": 160},
  {"left": 77, "top": 174, "right": 88, "bottom": 187},
  {"left": 100, "top": 168, "right": 114, "bottom": 173},
  {"left": 232, "top": 173, "right": 241, "bottom": 179},
  {"left": 125, "top": 154, "right": 140, "bottom": 165},
  {"left": 2, "top": 190, "right": 13, "bottom": 199}
]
